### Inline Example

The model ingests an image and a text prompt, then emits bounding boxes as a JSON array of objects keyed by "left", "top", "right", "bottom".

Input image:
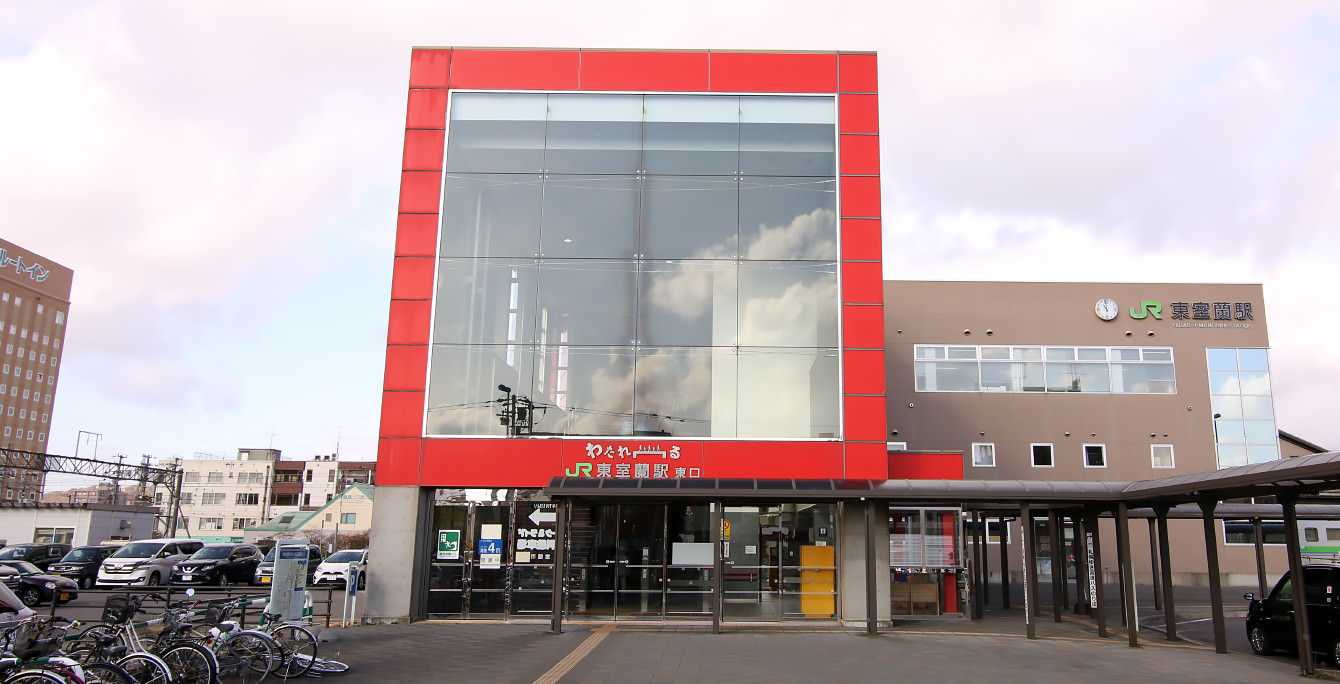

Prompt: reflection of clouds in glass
[
  {"left": 743, "top": 207, "right": 836, "bottom": 260},
  {"left": 556, "top": 350, "right": 712, "bottom": 436},
  {"left": 739, "top": 278, "right": 839, "bottom": 347},
  {"left": 645, "top": 207, "right": 836, "bottom": 321},
  {"left": 426, "top": 405, "right": 499, "bottom": 436}
]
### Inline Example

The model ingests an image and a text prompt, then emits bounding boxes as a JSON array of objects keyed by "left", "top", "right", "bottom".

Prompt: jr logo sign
[{"left": 1128, "top": 301, "right": 1162, "bottom": 320}]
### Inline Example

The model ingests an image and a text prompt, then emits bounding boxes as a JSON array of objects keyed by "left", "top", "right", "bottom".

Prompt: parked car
[
  {"left": 1245, "top": 564, "right": 1340, "bottom": 664},
  {"left": 171, "top": 543, "right": 263, "bottom": 586},
  {"left": 48, "top": 544, "right": 119, "bottom": 590},
  {"left": 312, "top": 549, "right": 368, "bottom": 589},
  {"left": 97, "top": 538, "right": 205, "bottom": 587},
  {"left": 0, "top": 543, "right": 73, "bottom": 572},
  {"left": 254, "top": 544, "right": 323, "bottom": 586},
  {"left": 0, "top": 560, "right": 78, "bottom": 606}
]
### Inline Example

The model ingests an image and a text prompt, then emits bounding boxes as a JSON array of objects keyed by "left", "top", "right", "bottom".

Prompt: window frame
[
  {"left": 1151, "top": 444, "right": 1175, "bottom": 469},
  {"left": 971, "top": 442, "right": 996, "bottom": 468},
  {"left": 1083, "top": 443, "right": 1107, "bottom": 469},
  {"left": 1030, "top": 443, "right": 1054, "bottom": 468}
]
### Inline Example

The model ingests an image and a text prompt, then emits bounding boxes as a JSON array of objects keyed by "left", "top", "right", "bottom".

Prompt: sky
[{"left": 2, "top": 1, "right": 1338, "bottom": 490}]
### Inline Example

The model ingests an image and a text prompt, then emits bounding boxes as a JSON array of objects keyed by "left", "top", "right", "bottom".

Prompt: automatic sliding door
[{"left": 616, "top": 504, "right": 666, "bottom": 619}]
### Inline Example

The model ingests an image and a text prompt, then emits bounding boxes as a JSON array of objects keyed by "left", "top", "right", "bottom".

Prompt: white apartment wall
[
  {"left": 178, "top": 458, "right": 273, "bottom": 537},
  {"left": 301, "top": 460, "right": 339, "bottom": 508},
  {"left": 0, "top": 507, "right": 156, "bottom": 546}
]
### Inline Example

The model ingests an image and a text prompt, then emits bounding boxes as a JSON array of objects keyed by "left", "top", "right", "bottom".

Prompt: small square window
[
  {"left": 1151, "top": 444, "right": 1175, "bottom": 469},
  {"left": 1084, "top": 444, "right": 1107, "bottom": 468},
  {"left": 35, "top": 304, "right": 43, "bottom": 315},
  {"left": 972, "top": 442, "right": 996, "bottom": 467},
  {"left": 1031, "top": 443, "right": 1054, "bottom": 467}
]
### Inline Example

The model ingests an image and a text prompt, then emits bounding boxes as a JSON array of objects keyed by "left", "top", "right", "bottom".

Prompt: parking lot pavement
[{"left": 316, "top": 618, "right": 1311, "bottom": 684}]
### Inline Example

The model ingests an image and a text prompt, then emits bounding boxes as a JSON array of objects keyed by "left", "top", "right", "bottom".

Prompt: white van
[{"left": 96, "top": 538, "right": 205, "bottom": 587}]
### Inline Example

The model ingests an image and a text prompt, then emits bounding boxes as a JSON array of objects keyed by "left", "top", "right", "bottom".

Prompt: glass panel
[
  {"left": 638, "top": 260, "right": 737, "bottom": 346},
  {"left": 916, "top": 346, "right": 945, "bottom": 359},
  {"left": 1142, "top": 348, "right": 1172, "bottom": 361},
  {"left": 665, "top": 503, "right": 713, "bottom": 616},
  {"left": 1208, "top": 371, "right": 1241, "bottom": 395},
  {"left": 739, "top": 96, "right": 835, "bottom": 176},
  {"left": 980, "top": 346, "right": 1010, "bottom": 360},
  {"left": 889, "top": 510, "right": 923, "bottom": 567},
  {"left": 923, "top": 510, "right": 958, "bottom": 567},
  {"left": 1046, "top": 363, "right": 1109, "bottom": 392},
  {"left": 1046, "top": 347, "right": 1074, "bottom": 361},
  {"left": 641, "top": 176, "right": 739, "bottom": 259},
  {"left": 1217, "top": 444, "right": 1248, "bottom": 468},
  {"left": 737, "top": 348, "right": 840, "bottom": 438},
  {"left": 534, "top": 260, "right": 637, "bottom": 346},
  {"left": 1077, "top": 347, "right": 1107, "bottom": 361},
  {"left": 979, "top": 362, "right": 1015, "bottom": 392},
  {"left": 1031, "top": 444, "right": 1053, "bottom": 466},
  {"left": 439, "top": 174, "right": 543, "bottom": 258},
  {"left": 1244, "top": 420, "right": 1278, "bottom": 445},
  {"left": 1206, "top": 348, "right": 1239, "bottom": 371},
  {"left": 1112, "top": 363, "right": 1176, "bottom": 393},
  {"left": 1113, "top": 348, "right": 1141, "bottom": 361},
  {"left": 1238, "top": 371, "right": 1271, "bottom": 395},
  {"left": 543, "top": 94, "right": 642, "bottom": 174},
  {"left": 947, "top": 346, "right": 976, "bottom": 359},
  {"left": 530, "top": 347, "right": 637, "bottom": 437},
  {"left": 643, "top": 95, "right": 739, "bottom": 175},
  {"left": 1210, "top": 394, "right": 1243, "bottom": 420},
  {"left": 737, "top": 262, "right": 838, "bottom": 347},
  {"left": 1238, "top": 348, "right": 1270, "bottom": 371},
  {"left": 738, "top": 177, "right": 837, "bottom": 260},
  {"left": 633, "top": 347, "right": 727, "bottom": 439},
  {"left": 539, "top": 176, "right": 638, "bottom": 258},
  {"left": 1215, "top": 419, "right": 1246, "bottom": 444},
  {"left": 426, "top": 345, "right": 537, "bottom": 437},
  {"left": 1013, "top": 346, "right": 1042, "bottom": 360},
  {"left": 1241, "top": 395, "right": 1275, "bottom": 420},
  {"left": 433, "top": 258, "right": 540, "bottom": 346},
  {"left": 915, "top": 361, "right": 979, "bottom": 391},
  {"left": 446, "top": 93, "right": 547, "bottom": 173},
  {"left": 566, "top": 505, "right": 618, "bottom": 618},
  {"left": 1247, "top": 445, "right": 1280, "bottom": 463}
]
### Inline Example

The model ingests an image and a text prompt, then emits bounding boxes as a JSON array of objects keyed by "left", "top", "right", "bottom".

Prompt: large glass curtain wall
[
  {"left": 1207, "top": 348, "right": 1280, "bottom": 467},
  {"left": 427, "top": 93, "right": 840, "bottom": 440}
]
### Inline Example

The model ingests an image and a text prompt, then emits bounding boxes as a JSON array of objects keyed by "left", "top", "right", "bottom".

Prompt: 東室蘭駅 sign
[{"left": 1094, "top": 298, "right": 1255, "bottom": 328}]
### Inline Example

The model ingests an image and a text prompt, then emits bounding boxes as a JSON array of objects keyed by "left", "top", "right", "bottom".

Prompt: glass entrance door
[
  {"left": 566, "top": 503, "right": 666, "bottom": 620},
  {"left": 722, "top": 503, "right": 838, "bottom": 622},
  {"left": 425, "top": 500, "right": 513, "bottom": 618}
]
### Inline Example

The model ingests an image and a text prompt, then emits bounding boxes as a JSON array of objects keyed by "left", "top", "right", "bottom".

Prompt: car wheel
[
  {"left": 79, "top": 575, "right": 94, "bottom": 590},
  {"left": 1248, "top": 624, "right": 1273, "bottom": 656},
  {"left": 19, "top": 586, "right": 42, "bottom": 607},
  {"left": 219, "top": 573, "right": 232, "bottom": 587},
  {"left": 146, "top": 572, "right": 161, "bottom": 586}
]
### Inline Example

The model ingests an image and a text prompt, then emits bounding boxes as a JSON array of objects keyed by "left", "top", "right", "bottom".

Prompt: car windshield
[
  {"left": 1, "top": 561, "right": 40, "bottom": 575},
  {"left": 61, "top": 547, "right": 104, "bottom": 562},
  {"left": 191, "top": 547, "right": 233, "bottom": 560},
  {"left": 0, "top": 547, "right": 34, "bottom": 560},
  {"left": 111, "top": 542, "right": 163, "bottom": 559},
  {"left": 262, "top": 548, "right": 276, "bottom": 562},
  {"left": 326, "top": 551, "right": 363, "bottom": 563}
]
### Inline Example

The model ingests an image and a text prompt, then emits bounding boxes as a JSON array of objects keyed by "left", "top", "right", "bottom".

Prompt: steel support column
[
  {"left": 1147, "top": 517, "right": 1162, "bottom": 611},
  {"left": 1197, "top": 497, "right": 1228, "bottom": 654},
  {"left": 550, "top": 499, "right": 568, "bottom": 634},
  {"left": 865, "top": 499, "right": 879, "bottom": 634},
  {"left": 1085, "top": 509, "right": 1108, "bottom": 638},
  {"left": 998, "top": 515, "right": 1011, "bottom": 610},
  {"left": 1049, "top": 511, "right": 1063, "bottom": 623},
  {"left": 1155, "top": 506, "right": 1177, "bottom": 641},
  {"left": 1252, "top": 518, "right": 1268, "bottom": 599},
  {"left": 1021, "top": 504, "right": 1038, "bottom": 639},
  {"left": 712, "top": 500, "right": 723, "bottom": 634},
  {"left": 1116, "top": 502, "right": 1138, "bottom": 647},
  {"left": 1281, "top": 494, "right": 1315, "bottom": 675},
  {"left": 1073, "top": 516, "right": 1089, "bottom": 615}
]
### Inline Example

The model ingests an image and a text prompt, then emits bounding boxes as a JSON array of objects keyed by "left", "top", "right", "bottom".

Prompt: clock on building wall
[{"left": 1095, "top": 298, "right": 1119, "bottom": 321}]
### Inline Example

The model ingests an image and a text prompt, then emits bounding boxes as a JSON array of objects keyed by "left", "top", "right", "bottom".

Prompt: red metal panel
[
  {"left": 843, "top": 395, "right": 887, "bottom": 442},
  {"left": 390, "top": 256, "right": 435, "bottom": 301},
  {"left": 376, "top": 438, "right": 422, "bottom": 485},
  {"left": 842, "top": 303, "right": 885, "bottom": 349},
  {"left": 840, "top": 175, "right": 881, "bottom": 218},
  {"left": 419, "top": 439, "right": 564, "bottom": 487},
  {"left": 379, "top": 390, "right": 425, "bottom": 438},
  {"left": 842, "top": 349, "right": 885, "bottom": 395},
  {"left": 395, "top": 213, "right": 439, "bottom": 257},
  {"left": 386, "top": 299, "right": 432, "bottom": 346},
  {"left": 703, "top": 441, "right": 845, "bottom": 479},
  {"left": 398, "top": 171, "right": 442, "bottom": 214},
  {"left": 840, "top": 218, "right": 881, "bottom": 261},
  {"left": 888, "top": 452, "right": 964, "bottom": 480},
  {"left": 709, "top": 52, "right": 837, "bottom": 93},
  {"left": 841, "top": 260, "right": 884, "bottom": 305},
  {"left": 403, "top": 129, "right": 445, "bottom": 171},
  {"left": 843, "top": 441, "right": 889, "bottom": 479},
  {"left": 838, "top": 53, "right": 878, "bottom": 93},
  {"left": 409, "top": 49, "right": 452, "bottom": 89},
  {"left": 839, "top": 134, "right": 880, "bottom": 176},
  {"left": 580, "top": 50, "right": 710, "bottom": 92},
  {"left": 383, "top": 345, "right": 429, "bottom": 392},
  {"left": 405, "top": 89, "right": 449, "bottom": 130},
  {"left": 449, "top": 49, "right": 580, "bottom": 90},
  {"left": 838, "top": 94, "right": 879, "bottom": 134}
]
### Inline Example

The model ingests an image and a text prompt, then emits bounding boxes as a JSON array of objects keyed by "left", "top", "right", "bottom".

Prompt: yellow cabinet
[{"left": 799, "top": 545, "right": 835, "bottom": 617}]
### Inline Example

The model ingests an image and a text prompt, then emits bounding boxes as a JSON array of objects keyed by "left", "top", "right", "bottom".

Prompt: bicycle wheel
[
  {"left": 268, "top": 625, "right": 317, "bottom": 679},
  {"left": 116, "top": 653, "right": 172, "bottom": 684},
  {"left": 305, "top": 657, "right": 349, "bottom": 674},
  {"left": 83, "top": 662, "right": 134, "bottom": 684},
  {"left": 68, "top": 624, "right": 121, "bottom": 661},
  {"left": 222, "top": 631, "right": 279, "bottom": 676},
  {"left": 158, "top": 642, "right": 218, "bottom": 684},
  {"left": 2, "top": 671, "right": 66, "bottom": 684}
]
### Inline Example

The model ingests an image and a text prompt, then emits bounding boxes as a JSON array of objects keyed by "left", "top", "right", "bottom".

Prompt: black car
[
  {"left": 1245, "top": 564, "right": 1340, "bottom": 664},
  {"left": 0, "top": 560, "right": 78, "bottom": 606},
  {"left": 48, "top": 544, "right": 119, "bottom": 590},
  {"left": 171, "top": 543, "right": 263, "bottom": 586},
  {"left": 254, "top": 544, "right": 323, "bottom": 586},
  {"left": 0, "top": 543, "right": 73, "bottom": 572}
]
